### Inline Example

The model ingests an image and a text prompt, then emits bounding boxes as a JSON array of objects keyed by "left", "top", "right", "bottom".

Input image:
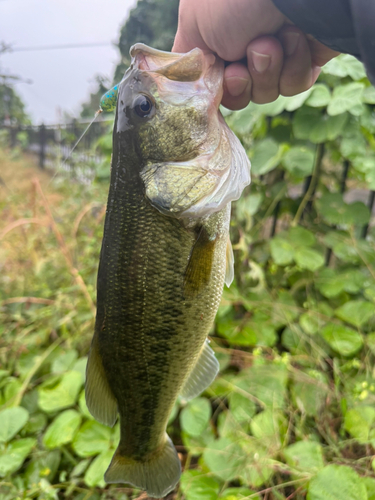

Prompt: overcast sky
[{"left": 0, "top": 0, "right": 137, "bottom": 124}]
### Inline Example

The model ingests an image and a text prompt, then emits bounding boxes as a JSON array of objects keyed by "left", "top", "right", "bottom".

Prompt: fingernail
[
  {"left": 225, "top": 77, "right": 249, "bottom": 97},
  {"left": 283, "top": 32, "right": 300, "bottom": 56},
  {"left": 250, "top": 51, "right": 271, "bottom": 73}
]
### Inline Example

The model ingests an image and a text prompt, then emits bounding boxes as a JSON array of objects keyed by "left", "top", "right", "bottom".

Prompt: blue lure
[{"left": 99, "top": 84, "right": 120, "bottom": 113}]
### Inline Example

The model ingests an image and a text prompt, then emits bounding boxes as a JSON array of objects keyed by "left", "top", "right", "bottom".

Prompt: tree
[
  {"left": 0, "top": 42, "right": 30, "bottom": 125},
  {"left": 80, "top": 0, "right": 179, "bottom": 117}
]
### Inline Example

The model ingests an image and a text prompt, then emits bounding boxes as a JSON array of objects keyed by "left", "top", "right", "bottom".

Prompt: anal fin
[
  {"left": 225, "top": 237, "right": 234, "bottom": 287},
  {"left": 85, "top": 334, "right": 118, "bottom": 427},
  {"left": 180, "top": 340, "right": 219, "bottom": 401}
]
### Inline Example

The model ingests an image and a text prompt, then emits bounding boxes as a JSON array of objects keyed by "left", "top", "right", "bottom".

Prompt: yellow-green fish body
[{"left": 86, "top": 44, "right": 250, "bottom": 498}]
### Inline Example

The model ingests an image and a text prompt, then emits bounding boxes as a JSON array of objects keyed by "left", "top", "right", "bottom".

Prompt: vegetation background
[{"left": 2, "top": 0, "right": 375, "bottom": 499}]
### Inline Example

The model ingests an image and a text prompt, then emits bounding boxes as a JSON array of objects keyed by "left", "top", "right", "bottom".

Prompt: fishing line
[
  {"left": 61, "top": 109, "right": 102, "bottom": 166},
  {"left": 46, "top": 82, "right": 120, "bottom": 188},
  {"left": 58, "top": 83, "right": 119, "bottom": 169}
]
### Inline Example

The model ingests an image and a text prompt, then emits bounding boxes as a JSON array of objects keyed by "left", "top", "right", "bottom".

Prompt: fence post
[
  {"left": 9, "top": 126, "right": 17, "bottom": 148},
  {"left": 361, "top": 190, "right": 375, "bottom": 239},
  {"left": 39, "top": 123, "right": 46, "bottom": 169}
]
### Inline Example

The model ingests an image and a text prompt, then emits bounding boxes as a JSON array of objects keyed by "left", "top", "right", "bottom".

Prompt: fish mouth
[{"left": 129, "top": 43, "right": 224, "bottom": 108}]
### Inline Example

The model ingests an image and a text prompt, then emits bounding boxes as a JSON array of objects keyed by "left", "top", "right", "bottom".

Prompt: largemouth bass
[{"left": 85, "top": 43, "right": 250, "bottom": 498}]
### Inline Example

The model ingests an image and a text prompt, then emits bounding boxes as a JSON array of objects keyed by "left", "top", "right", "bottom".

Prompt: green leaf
[
  {"left": 0, "top": 437, "right": 37, "bottom": 477},
  {"left": 70, "top": 458, "right": 90, "bottom": 478},
  {"left": 234, "top": 364, "right": 288, "bottom": 409},
  {"left": 293, "top": 107, "right": 322, "bottom": 140},
  {"left": 43, "top": 410, "right": 82, "bottom": 449},
  {"left": 344, "top": 407, "right": 375, "bottom": 443},
  {"left": 227, "top": 104, "right": 262, "bottom": 135},
  {"left": 307, "top": 464, "right": 367, "bottom": 500},
  {"left": 363, "top": 86, "right": 375, "bottom": 104},
  {"left": 251, "top": 139, "right": 283, "bottom": 175},
  {"left": 72, "top": 420, "right": 111, "bottom": 457},
  {"left": 51, "top": 350, "right": 78, "bottom": 373},
  {"left": 180, "top": 469, "right": 221, "bottom": 500},
  {"left": 327, "top": 83, "right": 365, "bottom": 116},
  {"left": 229, "top": 392, "right": 256, "bottom": 423},
  {"left": 236, "top": 193, "right": 263, "bottom": 220},
  {"left": 273, "top": 291, "right": 299, "bottom": 327},
  {"left": 284, "top": 89, "right": 312, "bottom": 111},
  {"left": 38, "top": 371, "right": 83, "bottom": 413},
  {"left": 283, "top": 147, "right": 314, "bottom": 177},
  {"left": 180, "top": 398, "right": 211, "bottom": 437},
  {"left": 0, "top": 407, "right": 29, "bottom": 443},
  {"left": 316, "top": 267, "right": 366, "bottom": 298},
  {"left": 219, "top": 487, "right": 258, "bottom": 500},
  {"left": 72, "top": 357, "right": 88, "bottom": 381},
  {"left": 299, "top": 311, "right": 324, "bottom": 335},
  {"left": 238, "top": 438, "right": 274, "bottom": 487},
  {"left": 84, "top": 449, "right": 113, "bottom": 487},
  {"left": 325, "top": 113, "right": 349, "bottom": 140},
  {"left": 203, "top": 438, "right": 244, "bottom": 481},
  {"left": 25, "top": 450, "right": 61, "bottom": 485},
  {"left": 364, "top": 477, "right": 375, "bottom": 500},
  {"left": 182, "top": 427, "right": 216, "bottom": 457},
  {"left": 305, "top": 84, "right": 331, "bottom": 107},
  {"left": 322, "top": 54, "right": 367, "bottom": 80},
  {"left": 335, "top": 300, "right": 374, "bottom": 328},
  {"left": 23, "top": 412, "right": 47, "bottom": 435},
  {"left": 320, "top": 323, "right": 363, "bottom": 357},
  {"left": 78, "top": 390, "right": 94, "bottom": 420},
  {"left": 250, "top": 409, "right": 284, "bottom": 449},
  {"left": 316, "top": 193, "right": 370, "bottom": 226},
  {"left": 288, "top": 226, "right": 316, "bottom": 246},
  {"left": 294, "top": 247, "right": 324, "bottom": 272},
  {"left": 284, "top": 440, "right": 324, "bottom": 472},
  {"left": 255, "top": 96, "right": 287, "bottom": 116},
  {"left": 270, "top": 238, "right": 295, "bottom": 266},
  {"left": 292, "top": 371, "right": 328, "bottom": 416}
]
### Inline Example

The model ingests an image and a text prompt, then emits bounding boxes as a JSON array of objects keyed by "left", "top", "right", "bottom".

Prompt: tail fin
[{"left": 104, "top": 434, "right": 181, "bottom": 498}]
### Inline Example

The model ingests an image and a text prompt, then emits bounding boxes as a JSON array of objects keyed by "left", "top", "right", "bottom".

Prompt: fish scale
[
  {"left": 99, "top": 176, "right": 226, "bottom": 454},
  {"left": 85, "top": 43, "right": 250, "bottom": 498}
]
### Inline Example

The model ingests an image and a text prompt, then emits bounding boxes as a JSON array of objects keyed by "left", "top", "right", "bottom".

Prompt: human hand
[{"left": 172, "top": 0, "right": 339, "bottom": 109}]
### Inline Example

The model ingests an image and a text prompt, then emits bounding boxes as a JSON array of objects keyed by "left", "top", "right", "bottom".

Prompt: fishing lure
[{"left": 99, "top": 84, "right": 120, "bottom": 113}]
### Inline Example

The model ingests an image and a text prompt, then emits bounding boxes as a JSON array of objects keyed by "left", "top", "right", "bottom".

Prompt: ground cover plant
[{"left": 1, "top": 54, "right": 375, "bottom": 500}]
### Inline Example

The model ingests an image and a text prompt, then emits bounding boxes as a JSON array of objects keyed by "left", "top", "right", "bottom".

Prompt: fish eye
[{"left": 134, "top": 95, "right": 153, "bottom": 118}]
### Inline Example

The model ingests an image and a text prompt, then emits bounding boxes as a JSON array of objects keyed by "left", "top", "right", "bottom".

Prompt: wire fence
[{"left": 1, "top": 118, "right": 113, "bottom": 183}]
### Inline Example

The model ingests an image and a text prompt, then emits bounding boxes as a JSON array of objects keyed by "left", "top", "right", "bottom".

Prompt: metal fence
[{"left": 1, "top": 118, "right": 113, "bottom": 182}]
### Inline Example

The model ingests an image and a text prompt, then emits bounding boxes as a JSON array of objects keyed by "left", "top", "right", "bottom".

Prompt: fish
[{"left": 85, "top": 43, "right": 250, "bottom": 498}]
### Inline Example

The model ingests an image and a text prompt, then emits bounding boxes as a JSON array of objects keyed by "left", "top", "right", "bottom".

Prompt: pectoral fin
[
  {"left": 141, "top": 162, "right": 217, "bottom": 216},
  {"left": 225, "top": 237, "right": 234, "bottom": 287},
  {"left": 85, "top": 334, "right": 118, "bottom": 427},
  {"left": 180, "top": 340, "right": 219, "bottom": 401},
  {"left": 184, "top": 228, "right": 217, "bottom": 299}
]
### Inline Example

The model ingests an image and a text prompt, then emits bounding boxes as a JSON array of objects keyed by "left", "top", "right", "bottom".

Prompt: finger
[
  {"left": 221, "top": 63, "right": 252, "bottom": 110},
  {"left": 278, "top": 26, "right": 314, "bottom": 96},
  {"left": 172, "top": 0, "right": 209, "bottom": 53},
  {"left": 307, "top": 37, "right": 340, "bottom": 67},
  {"left": 246, "top": 36, "right": 284, "bottom": 104}
]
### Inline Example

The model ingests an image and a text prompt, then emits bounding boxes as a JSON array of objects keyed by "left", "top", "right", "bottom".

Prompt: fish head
[
  {"left": 117, "top": 43, "right": 223, "bottom": 160},
  {"left": 117, "top": 43, "right": 250, "bottom": 219}
]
